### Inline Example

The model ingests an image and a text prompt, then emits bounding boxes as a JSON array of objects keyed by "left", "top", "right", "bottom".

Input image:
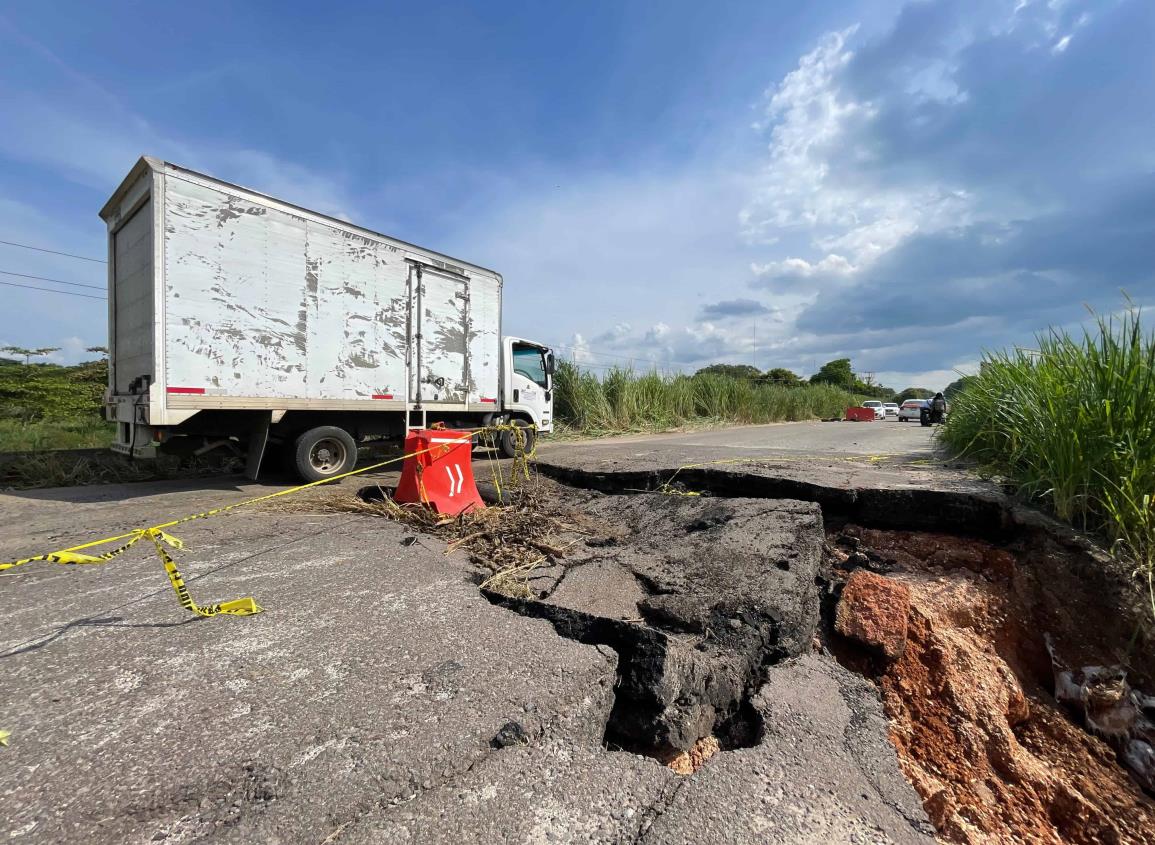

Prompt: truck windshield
[{"left": 512, "top": 345, "right": 548, "bottom": 388}]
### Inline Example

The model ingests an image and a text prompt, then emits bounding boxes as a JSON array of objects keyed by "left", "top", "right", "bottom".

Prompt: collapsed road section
[
  {"left": 332, "top": 477, "right": 938, "bottom": 842},
  {"left": 490, "top": 493, "right": 825, "bottom": 761},
  {"left": 364, "top": 456, "right": 1155, "bottom": 844}
]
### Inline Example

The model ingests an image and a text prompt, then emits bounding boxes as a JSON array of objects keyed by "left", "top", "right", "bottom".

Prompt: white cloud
[
  {"left": 566, "top": 332, "right": 593, "bottom": 365},
  {"left": 751, "top": 253, "right": 856, "bottom": 282},
  {"left": 741, "top": 25, "right": 975, "bottom": 277},
  {"left": 644, "top": 322, "right": 671, "bottom": 342},
  {"left": 594, "top": 323, "right": 634, "bottom": 344},
  {"left": 741, "top": 28, "right": 867, "bottom": 241},
  {"left": 450, "top": 161, "right": 757, "bottom": 363}
]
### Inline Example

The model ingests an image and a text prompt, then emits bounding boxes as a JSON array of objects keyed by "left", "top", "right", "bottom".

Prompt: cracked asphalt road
[{"left": 1, "top": 422, "right": 941, "bottom": 843}]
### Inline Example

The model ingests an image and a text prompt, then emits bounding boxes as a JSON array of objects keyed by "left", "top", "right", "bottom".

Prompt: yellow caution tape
[
  {"left": 1, "top": 425, "right": 529, "bottom": 619},
  {"left": 146, "top": 527, "right": 259, "bottom": 617},
  {"left": 0, "top": 532, "right": 147, "bottom": 569}
]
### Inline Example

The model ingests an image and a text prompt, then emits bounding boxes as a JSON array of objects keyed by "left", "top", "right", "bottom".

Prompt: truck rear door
[
  {"left": 411, "top": 265, "right": 471, "bottom": 404},
  {"left": 110, "top": 199, "right": 154, "bottom": 394}
]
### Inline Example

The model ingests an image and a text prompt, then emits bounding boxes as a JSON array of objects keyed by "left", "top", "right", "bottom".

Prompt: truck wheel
[
  {"left": 498, "top": 421, "right": 536, "bottom": 458},
  {"left": 293, "top": 426, "right": 357, "bottom": 482}
]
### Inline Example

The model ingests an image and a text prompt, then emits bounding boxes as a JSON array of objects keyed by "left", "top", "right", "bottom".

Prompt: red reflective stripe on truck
[
  {"left": 480, "top": 398, "right": 497, "bottom": 404},
  {"left": 372, "top": 394, "right": 394, "bottom": 399},
  {"left": 166, "top": 386, "right": 205, "bottom": 394}
]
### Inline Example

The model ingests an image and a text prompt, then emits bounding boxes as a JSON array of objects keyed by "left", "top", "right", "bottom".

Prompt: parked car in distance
[
  {"left": 883, "top": 402, "right": 900, "bottom": 419},
  {"left": 862, "top": 400, "right": 886, "bottom": 420},
  {"left": 899, "top": 399, "right": 930, "bottom": 421}
]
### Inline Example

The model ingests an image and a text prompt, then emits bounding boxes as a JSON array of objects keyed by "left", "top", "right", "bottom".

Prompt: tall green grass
[
  {"left": 554, "top": 362, "right": 861, "bottom": 433},
  {"left": 941, "top": 303, "right": 1155, "bottom": 614},
  {"left": 0, "top": 418, "right": 115, "bottom": 452}
]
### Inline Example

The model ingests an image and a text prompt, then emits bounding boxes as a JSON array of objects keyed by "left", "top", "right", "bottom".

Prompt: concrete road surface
[
  {"left": 535, "top": 420, "right": 954, "bottom": 488},
  {"left": 544, "top": 418, "right": 939, "bottom": 459},
  {"left": 0, "top": 422, "right": 942, "bottom": 844}
]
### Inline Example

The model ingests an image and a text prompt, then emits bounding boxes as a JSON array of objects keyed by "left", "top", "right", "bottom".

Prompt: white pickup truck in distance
[{"left": 100, "top": 157, "right": 554, "bottom": 481}]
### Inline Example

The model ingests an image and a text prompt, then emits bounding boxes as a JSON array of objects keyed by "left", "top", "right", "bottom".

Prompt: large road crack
[{"left": 632, "top": 775, "right": 690, "bottom": 843}]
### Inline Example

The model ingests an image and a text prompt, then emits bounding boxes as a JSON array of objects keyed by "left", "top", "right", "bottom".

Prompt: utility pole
[{"left": 752, "top": 320, "right": 757, "bottom": 371}]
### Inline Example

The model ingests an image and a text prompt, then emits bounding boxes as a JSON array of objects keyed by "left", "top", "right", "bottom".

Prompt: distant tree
[
  {"left": 0, "top": 346, "right": 59, "bottom": 365},
  {"left": 764, "top": 367, "right": 802, "bottom": 386},
  {"left": 856, "top": 382, "right": 897, "bottom": 400},
  {"left": 896, "top": 387, "right": 935, "bottom": 403},
  {"left": 86, "top": 346, "right": 109, "bottom": 357},
  {"left": 944, "top": 376, "right": 979, "bottom": 401},
  {"left": 1, "top": 346, "right": 33, "bottom": 364},
  {"left": 695, "top": 363, "right": 762, "bottom": 380},
  {"left": 809, "top": 358, "right": 855, "bottom": 387}
]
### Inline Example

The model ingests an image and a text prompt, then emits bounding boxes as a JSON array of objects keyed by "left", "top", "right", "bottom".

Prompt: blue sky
[{"left": 1, "top": 0, "right": 1152, "bottom": 390}]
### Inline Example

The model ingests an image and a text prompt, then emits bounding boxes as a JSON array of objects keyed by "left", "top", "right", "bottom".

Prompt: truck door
[
  {"left": 506, "top": 341, "right": 554, "bottom": 432},
  {"left": 410, "top": 264, "right": 470, "bottom": 405}
]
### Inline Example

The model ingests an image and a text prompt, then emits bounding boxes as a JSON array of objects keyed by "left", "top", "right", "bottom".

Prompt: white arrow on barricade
[{"left": 442, "top": 463, "right": 464, "bottom": 496}]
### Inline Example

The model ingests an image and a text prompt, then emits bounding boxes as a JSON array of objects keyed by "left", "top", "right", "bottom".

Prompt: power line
[
  {"left": 0, "top": 269, "right": 104, "bottom": 291},
  {"left": 0, "top": 280, "right": 106, "bottom": 301},
  {"left": 0, "top": 239, "right": 106, "bottom": 263}
]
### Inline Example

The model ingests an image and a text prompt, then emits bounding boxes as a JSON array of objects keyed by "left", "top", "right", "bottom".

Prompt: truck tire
[
  {"left": 293, "top": 426, "right": 357, "bottom": 482},
  {"left": 498, "top": 421, "right": 536, "bottom": 458}
]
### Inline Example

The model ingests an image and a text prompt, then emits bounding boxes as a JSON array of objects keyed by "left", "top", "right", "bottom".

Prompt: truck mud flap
[{"left": 244, "top": 412, "right": 271, "bottom": 481}]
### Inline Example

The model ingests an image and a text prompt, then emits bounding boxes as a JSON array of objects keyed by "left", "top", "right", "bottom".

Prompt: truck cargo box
[{"left": 100, "top": 157, "right": 503, "bottom": 430}]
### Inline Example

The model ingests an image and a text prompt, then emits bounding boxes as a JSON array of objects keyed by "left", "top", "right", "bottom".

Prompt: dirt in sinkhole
[{"left": 825, "top": 525, "right": 1155, "bottom": 845}]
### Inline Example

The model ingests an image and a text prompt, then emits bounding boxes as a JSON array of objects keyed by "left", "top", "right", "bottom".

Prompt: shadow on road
[
  {"left": 0, "top": 614, "right": 201, "bottom": 659},
  {"left": 0, "top": 474, "right": 255, "bottom": 504}
]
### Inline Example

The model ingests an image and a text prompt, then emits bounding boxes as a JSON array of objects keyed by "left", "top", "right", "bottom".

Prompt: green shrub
[
  {"left": 0, "top": 358, "right": 110, "bottom": 452},
  {"left": 0, "top": 359, "right": 107, "bottom": 423}
]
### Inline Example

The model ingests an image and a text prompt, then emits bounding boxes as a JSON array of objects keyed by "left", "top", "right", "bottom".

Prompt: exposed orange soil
[
  {"left": 831, "top": 527, "right": 1155, "bottom": 844},
  {"left": 660, "top": 735, "right": 721, "bottom": 776}
]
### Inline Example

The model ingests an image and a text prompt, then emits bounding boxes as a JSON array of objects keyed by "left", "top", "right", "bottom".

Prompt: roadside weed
[
  {"left": 942, "top": 302, "right": 1155, "bottom": 616},
  {"left": 553, "top": 361, "right": 861, "bottom": 433}
]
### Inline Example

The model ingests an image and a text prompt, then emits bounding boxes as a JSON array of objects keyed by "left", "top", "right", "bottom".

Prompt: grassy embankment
[
  {"left": 941, "top": 304, "right": 1155, "bottom": 615},
  {"left": 553, "top": 361, "right": 862, "bottom": 433},
  {"left": 0, "top": 358, "right": 152, "bottom": 488},
  {"left": 0, "top": 358, "right": 113, "bottom": 452}
]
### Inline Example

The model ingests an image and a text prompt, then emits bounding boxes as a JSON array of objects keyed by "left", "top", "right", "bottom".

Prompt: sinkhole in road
[
  {"left": 512, "top": 464, "right": 1155, "bottom": 841},
  {"left": 356, "top": 462, "right": 1154, "bottom": 837},
  {"left": 358, "top": 477, "right": 792, "bottom": 769}
]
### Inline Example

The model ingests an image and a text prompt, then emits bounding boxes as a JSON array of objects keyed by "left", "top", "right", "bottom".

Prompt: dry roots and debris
[{"left": 266, "top": 468, "right": 604, "bottom": 598}]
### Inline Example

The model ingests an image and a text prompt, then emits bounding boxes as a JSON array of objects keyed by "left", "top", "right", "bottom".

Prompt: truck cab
[{"left": 502, "top": 337, "right": 555, "bottom": 444}]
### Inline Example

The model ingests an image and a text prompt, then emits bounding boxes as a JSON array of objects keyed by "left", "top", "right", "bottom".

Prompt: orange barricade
[
  {"left": 393, "top": 429, "right": 485, "bottom": 515},
  {"left": 844, "top": 407, "right": 876, "bottom": 422}
]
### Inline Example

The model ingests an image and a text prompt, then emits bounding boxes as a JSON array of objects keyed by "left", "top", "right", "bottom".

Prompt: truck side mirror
[{"left": 544, "top": 351, "right": 556, "bottom": 375}]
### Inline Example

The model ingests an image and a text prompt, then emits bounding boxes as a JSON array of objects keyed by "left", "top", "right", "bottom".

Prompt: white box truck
[{"left": 100, "top": 157, "right": 555, "bottom": 481}]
